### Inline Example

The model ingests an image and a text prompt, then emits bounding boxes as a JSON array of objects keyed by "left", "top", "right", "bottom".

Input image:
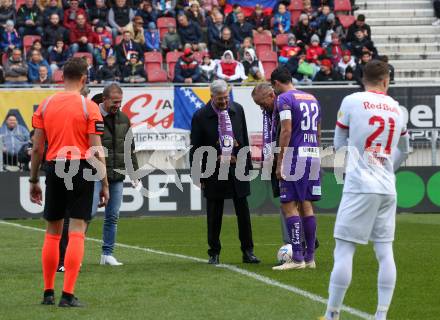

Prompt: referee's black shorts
[{"left": 44, "top": 160, "right": 95, "bottom": 221}]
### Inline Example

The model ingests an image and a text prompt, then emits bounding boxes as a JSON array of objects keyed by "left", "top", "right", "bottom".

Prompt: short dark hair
[
  {"left": 63, "top": 57, "right": 88, "bottom": 81},
  {"left": 357, "top": 14, "right": 365, "bottom": 21},
  {"left": 363, "top": 60, "right": 389, "bottom": 85},
  {"left": 270, "top": 66, "right": 292, "bottom": 85},
  {"left": 103, "top": 83, "right": 123, "bottom": 98}
]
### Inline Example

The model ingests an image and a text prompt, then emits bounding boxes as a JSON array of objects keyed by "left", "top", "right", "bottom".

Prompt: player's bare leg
[
  {"left": 273, "top": 201, "right": 305, "bottom": 270},
  {"left": 299, "top": 201, "right": 317, "bottom": 268}
]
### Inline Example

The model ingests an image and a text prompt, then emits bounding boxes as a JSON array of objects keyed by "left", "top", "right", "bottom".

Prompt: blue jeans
[{"left": 93, "top": 180, "right": 124, "bottom": 255}]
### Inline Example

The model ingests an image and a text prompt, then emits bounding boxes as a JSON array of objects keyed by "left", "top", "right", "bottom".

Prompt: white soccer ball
[{"left": 277, "top": 244, "right": 293, "bottom": 263}]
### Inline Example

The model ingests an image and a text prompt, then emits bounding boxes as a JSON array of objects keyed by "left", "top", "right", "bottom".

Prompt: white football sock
[
  {"left": 325, "top": 239, "right": 356, "bottom": 319},
  {"left": 374, "top": 242, "right": 396, "bottom": 320}
]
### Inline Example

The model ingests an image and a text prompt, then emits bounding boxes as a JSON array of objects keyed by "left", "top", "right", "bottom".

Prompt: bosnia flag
[{"left": 173, "top": 87, "right": 211, "bottom": 130}]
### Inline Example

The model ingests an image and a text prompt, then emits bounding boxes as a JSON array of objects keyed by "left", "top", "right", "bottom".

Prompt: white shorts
[{"left": 334, "top": 192, "right": 397, "bottom": 245}]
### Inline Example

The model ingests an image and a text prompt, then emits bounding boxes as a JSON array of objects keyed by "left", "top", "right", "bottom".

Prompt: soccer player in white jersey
[{"left": 321, "top": 60, "right": 410, "bottom": 320}]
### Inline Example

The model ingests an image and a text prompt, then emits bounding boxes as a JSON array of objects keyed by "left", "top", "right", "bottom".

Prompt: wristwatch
[{"left": 29, "top": 177, "right": 40, "bottom": 184}]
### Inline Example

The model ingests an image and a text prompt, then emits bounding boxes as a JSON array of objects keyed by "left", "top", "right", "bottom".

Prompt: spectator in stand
[
  {"left": 248, "top": 4, "right": 270, "bottom": 34},
  {"left": 70, "top": 13, "right": 97, "bottom": 54},
  {"left": 95, "top": 37, "right": 115, "bottom": 65},
  {"left": 243, "top": 66, "right": 265, "bottom": 83},
  {"left": 350, "top": 28, "right": 377, "bottom": 59},
  {"left": 344, "top": 65, "right": 354, "bottom": 81},
  {"left": 379, "top": 55, "right": 395, "bottom": 83},
  {"left": 241, "top": 48, "right": 264, "bottom": 79},
  {"left": 85, "top": 55, "right": 98, "bottom": 83},
  {"left": 211, "top": 26, "right": 238, "bottom": 59},
  {"left": 26, "top": 39, "right": 48, "bottom": 60},
  {"left": 32, "top": 65, "right": 52, "bottom": 84},
  {"left": 225, "top": 4, "right": 240, "bottom": 26},
  {"left": 346, "top": 14, "right": 371, "bottom": 43},
  {"left": 18, "top": 129, "right": 34, "bottom": 171},
  {"left": 0, "top": 20, "right": 21, "bottom": 55},
  {"left": 126, "top": 16, "right": 146, "bottom": 46},
  {"left": 200, "top": 53, "right": 216, "bottom": 82},
  {"left": 337, "top": 49, "right": 356, "bottom": 77},
  {"left": 295, "top": 14, "right": 314, "bottom": 44},
  {"left": 42, "top": 0, "right": 64, "bottom": 26},
  {"left": 88, "top": 0, "right": 108, "bottom": 28},
  {"left": 135, "top": 0, "right": 158, "bottom": 29},
  {"left": 207, "top": 12, "right": 224, "bottom": 50},
  {"left": 273, "top": 3, "right": 290, "bottom": 35},
  {"left": 48, "top": 39, "right": 70, "bottom": 73},
  {"left": 318, "top": 13, "right": 344, "bottom": 47},
  {"left": 202, "top": 0, "right": 218, "bottom": 14},
  {"left": 238, "top": 37, "right": 254, "bottom": 60},
  {"left": 4, "top": 50, "right": 28, "bottom": 84},
  {"left": 314, "top": 58, "right": 341, "bottom": 81},
  {"left": 173, "top": 47, "right": 202, "bottom": 83},
  {"left": 97, "top": 55, "right": 121, "bottom": 82},
  {"left": 122, "top": 52, "right": 147, "bottom": 83},
  {"left": 279, "top": 34, "right": 301, "bottom": 64},
  {"left": 433, "top": 0, "right": 440, "bottom": 25},
  {"left": 63, "top": 0, "right": 86, "bottom": 30},
  {"left": 354, "top": 50, "right": 371, "bottom": 87},
  {"left": 326, "top": 33, "right": 345, "bottom": 66},
  {"left": 175, "top": 0, "right": 189, "bottom": 12},
  {"left": 186, "top": 1, "right": 205, "bottom": 27},
  {"left": 94, "top": 21, "right": 113, "bottom": 46},
  {"left": 109, "top": 0, "right": 136, "bottom": 38},
  {"left": 216, "top": 50, "right": 245, "bottom": 83},
  {"left": 177, "top": 13, "right": 203, "bottom": 51},
  {"left": 144, "top": 21, "right": 160, "bottom": 51},
  {"left": 27, "top": 49, "right": 51, "bottom": 82},
  {"left": 0, "top": 114, "right": 29, "bottom": 167},
  {"left": 312, "top": 0, "right": 334, "bottom": 10},
  {"left": 161, "top": 24, "right": 182, "bottom": 52},
  {"left": 0, "top": 0, "right": 15, "bottom": 33},
  {"left": 306, "top": 34, "right": 325, "bottom": 65},
  {"left": 311, "top": 4, "right": 331, "bottom": 29},
  {"left": 115, "top": 30, "right": 143, "bottom": 65},
  {"left": 153, "top": 0, "right": 176, "bottom": 17},
  {"left": 231, "top": 11, "right": 253, "bottom": 44},
  {"left": 42, "top": 13, "right": 69, "bottom": 50},
  {"left": 16, "top": 0, "right": 44, "bottom": 37}
]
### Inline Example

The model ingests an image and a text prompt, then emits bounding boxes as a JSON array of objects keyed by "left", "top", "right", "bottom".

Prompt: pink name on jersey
[{"left": 363, "top": 101, "right": 400, "bottom": 114}]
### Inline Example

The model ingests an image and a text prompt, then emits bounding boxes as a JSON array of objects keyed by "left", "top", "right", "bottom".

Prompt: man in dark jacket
[
  {"left": 207, "top": 11, "right": 224, "bottom": 49},
  {"left": 314, "top": 58, "right": 342, "bottom": 82},
  {"left": 190, "top": 79, "right": 260, "bottom": 265},
  {"left": 346, "top": 14, "right": 371, "bottom": 43},
  {"left": 115, "top": 31, "right": 143, "bottom": 66},
  {"left": 95, "top": 83, "right": 138, "bottom": 265},
  {"left": 42, "top": 13, "right": 69, "bottom": 49},
  {"left": 211, "top": 27, "right": 238, "bottom": 60},
  {"left": 173, "top": 48, "right": 201, "bottom": 83},
  {"left": 350, "top": 28, "right": 377, "bottom": 59},
  {"left": 16, "top": 0, "right": 43, "bottom": 36},
  {"left": 177, "top": 13, "right": 203, "bottom": 51},
  {"left": 231, "top": 11, "right": 253, "bottom": 44}
]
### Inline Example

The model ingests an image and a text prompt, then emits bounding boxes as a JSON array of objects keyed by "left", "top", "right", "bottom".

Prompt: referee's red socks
[
  {"left": 42, "top": 233, "right": 61, "bottom": 291},
  {"left": 63, "top": 232, "right": 85, "bottom": 294}
]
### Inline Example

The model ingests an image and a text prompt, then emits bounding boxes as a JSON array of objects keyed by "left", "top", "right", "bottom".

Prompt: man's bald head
[{"left": 252, "top": 83, "right": 276, "bottom": 112}]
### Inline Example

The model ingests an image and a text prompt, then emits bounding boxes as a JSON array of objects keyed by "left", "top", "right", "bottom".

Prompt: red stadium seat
[
  {"left": 166, "top": 51, "right": 183, "bottom": 80},
  {"left": 275, "top": 34, "right": 289, "bottom": 49},
  {"left": 254, "top": 33, "right": 273, "bottom": 57},
  {"left": 53, "top": 69, "right": 64, "bottom": 83},
  {"left": 147, "top": 68, "right": 168, "bottom": 83},
  {"left": 291, "top": 10, "right": 302, "bottom": 26},
  {"left": 288, "top": 0, "right": 304, "bottom": 11},
  {"left": 1, "top": 53, "right": 8, "bottom": 65},
  {"left": 73, "top": 52, "right": 93, "bottom": 62},
  {"left": 114, "top": 35, "right": 123, "bottom": 46},
  {"left": 250, "top": 133, "right": 263, "bottom": 162},
  {"left": 15, "top": 0, "right": 26, "bottom": 11},
  {"left": 252, "top": 29, "right": 272, "bottom": 38},
  {"left": 23, "top": 35, "right": 41, "bottom": 55},
  {"left": 144, "top": 51, "right": 163, "bottom": 71},
  {"left": 334, "top": 0, "right": 352, "bottom": 12},
  {"left": 259, "top": 51, "right": 278, "bottom": 80},
  {"left": 337, "top": 14, "right": 356, "bottom": 28},
  {"left": 157, "top": 17, "right": 176, "bottom": 40}
]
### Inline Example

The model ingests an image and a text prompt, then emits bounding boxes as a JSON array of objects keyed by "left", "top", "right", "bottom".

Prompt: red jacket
[
  {"left": 280, "top": 45, "right": 301, "bottom": 59},
  {"left": 63, "top": 8, "right": 87, "bottom": 30},
  {"left": 70, "top": 23, "right": 98, "bottom": 44},
  {"left": 306, "top": 45, "right": 325, "bottom": 64},
  {"left": 95, "top": 29, "right": 113, "bottom": 46},
  {"left": 220, "top": 61, "right": 237, "bottom": 77}
]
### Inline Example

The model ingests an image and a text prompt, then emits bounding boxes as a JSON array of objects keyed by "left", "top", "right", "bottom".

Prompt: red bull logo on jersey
[{"left": 363, "top": 101, "right": 400, "bottom": 114}]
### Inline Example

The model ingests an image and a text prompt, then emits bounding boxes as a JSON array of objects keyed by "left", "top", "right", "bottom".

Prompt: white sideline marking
[{"left": 0, "top": 220, "right": 372, "bottom": 320}]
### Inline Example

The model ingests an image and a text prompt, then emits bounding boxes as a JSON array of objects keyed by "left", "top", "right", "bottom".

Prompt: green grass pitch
[{"left": 0, "top": 214, "right": 439, "bottom": 320}]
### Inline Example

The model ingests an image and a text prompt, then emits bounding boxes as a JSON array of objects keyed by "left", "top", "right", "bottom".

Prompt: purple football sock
[
  {"left": 285, "top": 216, "right": 304, "bottom": 262},
  {"left": 302, "top": 216, "right": 317, "bottom": 262}
]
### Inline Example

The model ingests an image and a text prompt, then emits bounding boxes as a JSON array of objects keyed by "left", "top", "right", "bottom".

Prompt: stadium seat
[
  {"left": 144, "top": 51, "right": 163, "bottom": 71},
  {"left": 250, "top": 134, "right": 263, "bottom": 162},
  {"left": 259, "top": 51, "right": 278, "bottom": 80},
  {"left": 147, "top": 69, "right": 168, "bottom": 83},
  {"left": 114, "top": 35, "right": 123, "bottom": 46},
  {"left": 192, "top": 51, "right": 203, "bottom": 63},
  {"left": 254, "top": 33, "right": 273, "bottom": 57},
  {"left": 275, "top": 34, "right": 289, "bottom": 49},
  {"left": 334, "top": 0, "right": 352, "bottom": 12},
  {"left": 53, "top": 69, "right": 64, "bottom": 83},
  {"left": 23, "top": 35, "right": 41, "bottom": 55},
  {"left": 337, "top": 15, "right": 356, "bottom": 28},
  {"left": 1, "top": 53, "right": 8, "bottom": 65},
  {"left": 288, "top": 0, "right": 304, "bottom": 11},
  {"left": 73, "top": 52, "right": 93, "bottom": 61},
  {"left": 252, "top": 29, "right": 272, "bottom": 38},
  {"left": 290, "top": 10, "right": 302, "bottom": 26},
  {"left": 157, "top": 17, "right": 176, "bottom": 40},
  {"left": 166, "top": 51, "right": 183, "bottom": 80},
  {"left": 15, "top": 0, "right": 26, "bottom": 11}
]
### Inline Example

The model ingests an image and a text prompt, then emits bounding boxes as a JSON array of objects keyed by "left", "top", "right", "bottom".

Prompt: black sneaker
[
  {"left": 41, "top": 290, "right": 55, "bottom": 305},
  {"left": 57, "top": 265, "right": 65, "bottom": 273},
  {"left": 58, "top": 294, "right": 84, "bottom": 308}
]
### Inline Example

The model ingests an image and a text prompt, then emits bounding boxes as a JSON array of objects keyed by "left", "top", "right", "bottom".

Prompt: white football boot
[
  {"left": 272, "top": 260, "right": 305, "bottom": 270},
  {"left": 100, "top": 255, "right": 123, "bottom": 266}
]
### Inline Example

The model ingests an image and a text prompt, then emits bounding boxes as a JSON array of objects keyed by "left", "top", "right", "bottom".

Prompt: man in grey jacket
[{"left": 4, "top": 48, "right": 28, "bottom": 84}]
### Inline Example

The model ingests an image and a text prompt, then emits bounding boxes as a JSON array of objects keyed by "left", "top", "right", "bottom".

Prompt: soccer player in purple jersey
[{"left": 270, "top": 67, "right": 322, "bottom": 271}]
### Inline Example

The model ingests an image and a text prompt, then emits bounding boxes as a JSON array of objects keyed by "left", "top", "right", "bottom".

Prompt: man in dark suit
[{"left": 190, "top": 79, "right": 260, "bottom": 265}]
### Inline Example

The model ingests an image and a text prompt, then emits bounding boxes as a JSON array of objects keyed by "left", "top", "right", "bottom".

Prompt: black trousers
[
  {"left": 206, "top": 197, "right": 254, "bottom": 256},
  {"left": 435, "top": 0, "right": 440, "bottom": 19}
]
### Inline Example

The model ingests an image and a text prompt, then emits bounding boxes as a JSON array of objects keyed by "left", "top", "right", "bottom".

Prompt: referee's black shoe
[
  {"left": 242, "top": 251, "right": 261, "bottom": 264},
  {"left": 59, "top": 292, "right": 84, "bottom": 308},
  {"left": 41, "top": 290, "right": 55, "bottom": 305}
]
